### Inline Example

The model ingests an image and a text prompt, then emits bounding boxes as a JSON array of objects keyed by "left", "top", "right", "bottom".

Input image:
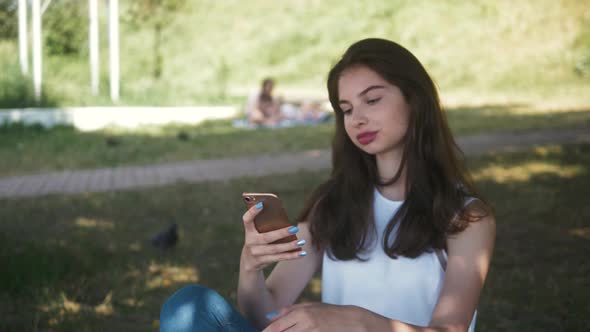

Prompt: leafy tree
[
  {"left": 124, "top": 0, "right": 186, "bottom": 79},
  {"left": 0, "top": 0, "right": 17, "bottom": 40},
  {"left": 44, "top": 0, "right": 87, "bottom": 56}
]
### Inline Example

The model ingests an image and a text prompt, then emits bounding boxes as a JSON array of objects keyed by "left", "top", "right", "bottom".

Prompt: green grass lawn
[
  {"left": 0, "top": 143, "right": 588, "bottom": 331},
  {"left": 1, "top": 103, "right": 589, "bottom": 178}
]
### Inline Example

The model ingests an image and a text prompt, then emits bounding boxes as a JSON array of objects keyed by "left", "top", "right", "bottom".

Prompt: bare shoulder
[
  {"left": 430, "top": 201, "right": 496, "bottom": 328},
  {"left": 446, "top": 199, "right": 496, "bottom": 281},
  {"left": 450, "top": 199, "right": 496, "bottom": 244}
]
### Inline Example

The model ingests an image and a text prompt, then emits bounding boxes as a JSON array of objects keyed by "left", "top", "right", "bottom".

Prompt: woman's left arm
[
  {"left": 264, "top": 210, "right": 496, "bottom": 332},
  {"left": 427, "top": 211, "right": 496, "bottom": 331},
  {"left": 366, "top": 210, "right": 497, "bottom": 332}
]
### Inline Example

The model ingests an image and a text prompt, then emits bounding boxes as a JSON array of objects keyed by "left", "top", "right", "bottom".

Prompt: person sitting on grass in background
[
  {"left": 246, "top": 78, "right": 284, "bottom": 127},
  {"left": 160, "top": 38, "right": 496, "bottom": 332},
  {"left": 242, "top": 77, "right": 331, "bottom": 128}
]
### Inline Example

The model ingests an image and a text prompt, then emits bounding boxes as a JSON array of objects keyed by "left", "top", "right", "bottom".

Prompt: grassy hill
[{"left": 0, "top": 0, "right": 589, "bottom": 107}]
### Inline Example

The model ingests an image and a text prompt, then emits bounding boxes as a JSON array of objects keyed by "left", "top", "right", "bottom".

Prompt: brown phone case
[{"left": 242, "top": 192, "right": 301, "bottom": 250}]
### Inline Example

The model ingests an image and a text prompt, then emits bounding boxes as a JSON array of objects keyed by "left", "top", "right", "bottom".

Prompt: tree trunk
[{"left": 154, "top": 22, "right": 162, "bottom": 79}]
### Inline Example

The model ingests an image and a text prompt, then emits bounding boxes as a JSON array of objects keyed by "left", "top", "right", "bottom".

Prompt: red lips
[{"left": 356, "top": 131, "right": 378, "bottom": 145}]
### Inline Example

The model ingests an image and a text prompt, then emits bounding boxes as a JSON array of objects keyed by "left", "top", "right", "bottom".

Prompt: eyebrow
[{"left": 338, "top": 85, "right": 385, "bottom": 105}]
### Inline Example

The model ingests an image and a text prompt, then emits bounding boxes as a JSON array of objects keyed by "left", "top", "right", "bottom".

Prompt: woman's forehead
[{"left": 338, "top": 66, "right": 390, "bottom": 98}]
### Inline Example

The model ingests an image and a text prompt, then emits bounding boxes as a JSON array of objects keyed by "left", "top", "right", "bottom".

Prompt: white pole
[
  {"left": 32, "top": 0, "right": 42, "bottom": 102},
  {"left": 41, "top": 0, "right": 52, "bottom": 14},
  {"left": 18, "top": 0, "right": 28, "bottom": 75},
  {"left": 109, "top": 0, "right": 120, "bottom": 103},
  {"left": 89, "top": 0, "right": 99, "bottom": 95}
]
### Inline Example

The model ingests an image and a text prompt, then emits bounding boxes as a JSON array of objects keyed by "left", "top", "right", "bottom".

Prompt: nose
[{"left": 351, "top": 109, "right": 367, "bottom": 127}]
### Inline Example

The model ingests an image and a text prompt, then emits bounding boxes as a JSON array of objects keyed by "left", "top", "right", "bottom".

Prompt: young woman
[{"left": 160, "top": 38, "right": 495, "bottom": 332}]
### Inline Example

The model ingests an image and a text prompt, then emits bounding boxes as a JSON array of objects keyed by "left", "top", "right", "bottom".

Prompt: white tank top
[{"left": 321, "top": 188, "right": 477, "bottom": 331}]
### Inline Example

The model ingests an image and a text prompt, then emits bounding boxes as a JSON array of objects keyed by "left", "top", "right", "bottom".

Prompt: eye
[
  {"left": 341, "top": 108, "right": 352, "bottom": 116},
  {"left": 367, "top": 97, "right": 381, "bottom": 105}
]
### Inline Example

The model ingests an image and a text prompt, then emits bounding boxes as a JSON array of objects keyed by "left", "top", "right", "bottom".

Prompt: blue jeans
[{"left": 160, "top": 284, "right": 261, "bottom": 332}]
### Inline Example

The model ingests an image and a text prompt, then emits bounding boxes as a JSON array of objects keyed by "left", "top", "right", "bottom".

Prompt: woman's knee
[
  {"left": 160, "top": 284, "right": 231, "bottom": 331},
  {"left": 161, "top": 284, "right": 226, "bottom": 313}
]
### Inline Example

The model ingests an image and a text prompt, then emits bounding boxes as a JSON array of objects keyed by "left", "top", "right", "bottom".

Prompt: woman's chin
[
  {"left": 357, "top": 143, "right": 403, "bottom": 158},
  {"left": 355, "top": 144, "right": 381, "bottom": 155}
]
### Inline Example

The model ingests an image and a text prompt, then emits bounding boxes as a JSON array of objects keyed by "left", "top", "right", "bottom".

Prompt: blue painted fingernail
[
  {"left": 298, "top": 251, "right": 307, "bottom": 257},
  {"left": 296, "top": 239, "right": 306, "bottom": 246},
  {"left": 255, "top": 202, "right": 263, "bottom": 210},
  {"left": 266, "top": 311, "right": 279, "bottom": 320},
  {"left": 288, "top": 226, "right": 299, "bottom": 234}
]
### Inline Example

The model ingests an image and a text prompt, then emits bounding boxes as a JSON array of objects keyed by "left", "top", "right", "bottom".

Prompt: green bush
[
  {"left": 0, "top": 59, "right": 58, "bottom": 108},
  {"left": 44, "top": 0, "right": 87, "bottom": 55},
  {"left": 0, "top": 0, "right": 17, "bottom": 40}
]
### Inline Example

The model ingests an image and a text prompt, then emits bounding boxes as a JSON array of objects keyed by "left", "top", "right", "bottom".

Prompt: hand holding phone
[
  {"left": 240, "top": 192, "right": 306, "bottom": 272},
  {"left": 242, "top": 193, "right": 298, "bottom": 243}
]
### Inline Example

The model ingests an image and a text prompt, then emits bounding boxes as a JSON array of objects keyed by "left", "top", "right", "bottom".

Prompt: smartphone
[{"left": 242, "top": 192, "right": 301, "bottom": 249}]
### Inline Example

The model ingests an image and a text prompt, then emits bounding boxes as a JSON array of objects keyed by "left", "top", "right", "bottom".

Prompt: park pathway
[{"left": 0, "top": 127, "right": 588, "bottom": 199}]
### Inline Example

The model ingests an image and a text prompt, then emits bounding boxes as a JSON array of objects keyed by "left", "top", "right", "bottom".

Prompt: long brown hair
[
  {"left": 298, "top": 38, "right": 490, "bottom": 260},
  {"left": 259, "top": 78, "right": 274, "bottom": 102}
]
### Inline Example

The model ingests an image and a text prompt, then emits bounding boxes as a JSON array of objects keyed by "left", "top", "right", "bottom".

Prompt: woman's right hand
[{"left": 241, "top": 202, "right": 307, "bottom": 272}]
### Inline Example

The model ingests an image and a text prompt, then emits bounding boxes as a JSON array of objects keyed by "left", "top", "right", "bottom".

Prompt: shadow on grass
[
  {"left": 0, "top": 147, "right": 588, "bottom": 330},
  {"left": 446, "top": 103, "right": 590, "bottom": 135},
  {"left": 0, "top": 166, "right": 326, "bottom": 330},
  {"left": 466, "top": 144, "right": 589, "bottom": 331}
]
